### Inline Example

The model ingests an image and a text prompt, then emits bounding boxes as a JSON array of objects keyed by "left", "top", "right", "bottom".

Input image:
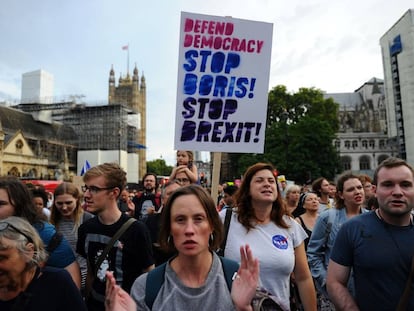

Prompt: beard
[{"left": 144, "top": 186, "right": 154, "bottom": 193}]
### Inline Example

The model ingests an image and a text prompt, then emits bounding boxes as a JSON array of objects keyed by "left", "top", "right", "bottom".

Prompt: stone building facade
[
  {"left": 6, "top": 64, "right": 147, "bottom": 183},
  {"left": 325, "top": 77, "right": 397, "bottom": 176},
  {"left": 109, "top": 65, "right": 147, "bottom": 177},
  {"left": 0, "top": 105, "right": 77, "bottom": 179}
]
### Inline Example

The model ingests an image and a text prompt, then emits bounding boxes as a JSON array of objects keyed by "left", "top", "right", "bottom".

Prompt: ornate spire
[
  {"left": 141, "top": 74, "right": 146, "bottom": 88},
  {"left": 109, "top": 65, "right": 115, "bottom": 83},
  {"left": 371, "top": 78, "right": 381, "bottom": 95},
  {"left": 133, "top": 63, "right": 139, "bottom": 82}
]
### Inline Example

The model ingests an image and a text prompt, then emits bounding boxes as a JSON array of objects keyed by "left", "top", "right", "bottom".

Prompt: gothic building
[
  {"left": 8, "top": 63, "right": 147, "bottom": 183},
  {"left": 109, "top": 65, "right": 147, "bottom": 177},
  {"left": 325, "top": 77, "right": 397, "bottom": 176},
  {"left": 0, "top": 105, "right": 77, "bottom": 179}
]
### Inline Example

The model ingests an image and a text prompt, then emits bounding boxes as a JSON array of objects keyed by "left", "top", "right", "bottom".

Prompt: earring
[
  {"left": 210, "top": 233, "right": 214, "bottom": 243},
  {"left": 167, "top": 235, "right": 171, "bottom": 244}
]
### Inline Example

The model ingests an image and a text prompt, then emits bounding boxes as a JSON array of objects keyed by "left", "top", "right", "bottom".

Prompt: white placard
[{"left": 174, "top": 11, "right": 273, "bottom": 153}]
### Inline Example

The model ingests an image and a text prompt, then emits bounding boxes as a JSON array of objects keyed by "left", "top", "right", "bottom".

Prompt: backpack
[
  {"left": 145, "top": 256, "right": 283, "bottom": 311},
  {"left": 252, "top": 287, "right": 285, "bottom": 311},
  {"left": 145, "top": 256, "right": 238, "bottom": 309},
  {"left": 47, "top": 231, "right": 63, "bottom": 253}
]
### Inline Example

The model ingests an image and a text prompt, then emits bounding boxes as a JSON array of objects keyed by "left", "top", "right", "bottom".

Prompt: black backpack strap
[
  {"left": 219, "top": 256, "right": 239, "bottom": 291},
  {"left": 94, "top": 218, "right": 136, "bottom": 276},
  {"left": 217, "top": 208, "right": 233, "bottom": 256},
  {"left": 47, "top": 231, "right": 63, "bottom": 253},
  {"left": 145, "top": 262, "right": 167, "bottom": 309}
]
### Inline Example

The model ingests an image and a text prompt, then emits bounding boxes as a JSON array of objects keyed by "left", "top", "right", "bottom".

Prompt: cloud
[{"left": 0, "top": 0, "right": 413, "bottom": 165}]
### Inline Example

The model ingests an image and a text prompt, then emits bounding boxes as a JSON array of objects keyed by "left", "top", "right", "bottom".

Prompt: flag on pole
[
  {"left": 122, "top": 45, "right": 129, "bottom": 50},
  {"left": 80, "top": 160, "right": 91, "bottom": 176}
]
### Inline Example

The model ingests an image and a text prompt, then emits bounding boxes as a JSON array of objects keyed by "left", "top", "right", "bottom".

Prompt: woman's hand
[
  {"left": 231, "top": 245, "right": 259, "bottom": 311},
  {"left": 105, "top": 271, "right": 136, "bottom": 311}
]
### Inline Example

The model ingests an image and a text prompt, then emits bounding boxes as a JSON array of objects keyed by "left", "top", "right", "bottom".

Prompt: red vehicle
[{"left": 21, "top": 179, "right": 62, "bottom": 193}]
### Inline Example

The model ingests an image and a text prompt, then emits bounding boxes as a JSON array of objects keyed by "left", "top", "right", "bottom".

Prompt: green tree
[
  {"left": 146, "top": 159, "right": 173, "bottom": 176},
  {"left": 229, "top": 86, "right": 340, "bottom": 184}
]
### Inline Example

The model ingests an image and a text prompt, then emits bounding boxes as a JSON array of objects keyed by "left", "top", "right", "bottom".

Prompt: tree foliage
[
  {"left": 146, "top": 159, "right": 173, "bottom": 176},
  {"left": 228, "top": 86, "right": 340, "bottom": 184}
]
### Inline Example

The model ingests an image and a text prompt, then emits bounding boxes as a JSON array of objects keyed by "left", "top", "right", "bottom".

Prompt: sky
[{"left": 0, "top": 0, "right": 412, "bottom": 166}]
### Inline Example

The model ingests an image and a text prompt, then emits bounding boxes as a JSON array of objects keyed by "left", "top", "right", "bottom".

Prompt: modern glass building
[{"left": 380, "top": 9, "right": 414, "bottom": 164}]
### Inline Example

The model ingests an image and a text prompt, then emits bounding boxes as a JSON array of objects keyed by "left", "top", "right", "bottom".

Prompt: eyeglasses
[
  {"left": 0, "top": 222, "right": 34, "bottom": 243},
  {"left": 81, "top": 185, "right": 115, "bottom": 194},
  {"left": 175, "top": 178, "right": 190, "bottom": 184}
]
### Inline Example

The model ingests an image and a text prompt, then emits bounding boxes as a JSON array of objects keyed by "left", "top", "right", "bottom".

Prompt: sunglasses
[{"left": 0, "top": 222, "right": 34, "bottom": 243}]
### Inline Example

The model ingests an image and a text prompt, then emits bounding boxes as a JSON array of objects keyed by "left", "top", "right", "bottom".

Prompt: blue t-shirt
[
  {"left": 34, "top": 221, "right": 76, "bottom": 268},
  {"left": 330, "top": 211, "right": 414, "bottom": 311}
]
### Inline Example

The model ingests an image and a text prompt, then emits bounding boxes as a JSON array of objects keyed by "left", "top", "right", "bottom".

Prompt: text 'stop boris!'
[{"left": 174, "top": 11, "right": 273, "bottom": 153}]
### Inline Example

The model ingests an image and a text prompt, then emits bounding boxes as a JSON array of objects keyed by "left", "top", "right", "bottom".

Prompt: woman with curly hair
[{"left": 220, "top": 163, "right": 316, "bottom": 311}]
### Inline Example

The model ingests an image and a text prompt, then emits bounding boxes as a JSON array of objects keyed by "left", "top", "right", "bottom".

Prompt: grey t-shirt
[{"left": 130, "top": 253, "right": 236, "bottom": 311}]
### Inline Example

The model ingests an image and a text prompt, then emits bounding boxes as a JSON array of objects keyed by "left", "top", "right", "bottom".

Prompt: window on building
[
  {"left": 15, "top": 139, "right": 23, "bottom": 153},
  {"left": 341, "top": 156, "right": 352, "bottom": 171},
  {"left": 8, "top": 167, "right": 20, "bottom": 176},
  {"left": 360, "top": 156, "right": 371, "bottom": 170},
  {"left": 362, "top": 140, "right": 368, "bottom": 149},
  {"left": 369, "top": 140, "right": 375, "bottom": 148},
  {"left": 335, "top": 140, "right": 340, "bottom": 149},
  {"left": 379, "top": 140, "right": 385, "bottom": 148},
  {"left": 345, "top": 140, "right": 350, "bottom": 149},
  {"left": 377, "top": 155, "right": 389, "bottom": 166},
  {"left": 352, "top": 140, "right": 358, "bottom": 148}
]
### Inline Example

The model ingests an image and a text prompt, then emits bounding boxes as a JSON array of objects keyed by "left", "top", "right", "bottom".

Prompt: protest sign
[{"left": 174, "top": 11, "right": 273, "bottom": 153}]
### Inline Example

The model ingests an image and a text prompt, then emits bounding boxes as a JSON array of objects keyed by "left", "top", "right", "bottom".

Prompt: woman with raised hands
[{"left": 105, "top": 185, "right": 259, "bottom": 311}]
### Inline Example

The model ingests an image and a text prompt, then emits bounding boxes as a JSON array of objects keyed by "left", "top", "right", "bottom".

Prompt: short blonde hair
[{"left": 83, "top": 162, "right": 127, "bottom": 194}]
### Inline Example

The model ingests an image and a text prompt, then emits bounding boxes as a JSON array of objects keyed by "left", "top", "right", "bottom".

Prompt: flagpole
[{"left": 127, "top": 43, "right": 130, "bottom": 75}]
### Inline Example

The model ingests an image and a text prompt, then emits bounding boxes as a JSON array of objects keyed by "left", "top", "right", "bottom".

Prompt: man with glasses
[
  {"left": 174, "top": 170, "right": 192, "bottom": 186},
  {"left": 132, "top": 173, "right": 161, "bottom": 221},
  {"left": 76, "top": 163, "right": 154, "bottom": 311}
]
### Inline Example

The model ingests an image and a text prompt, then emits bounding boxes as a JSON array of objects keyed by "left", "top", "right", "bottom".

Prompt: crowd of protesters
[{"left": 1, "top": 153, "right": 413, "bottom": 311}]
